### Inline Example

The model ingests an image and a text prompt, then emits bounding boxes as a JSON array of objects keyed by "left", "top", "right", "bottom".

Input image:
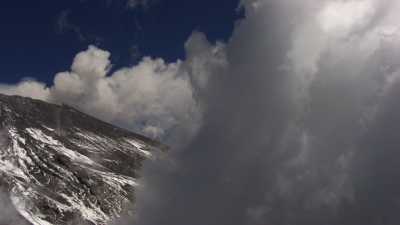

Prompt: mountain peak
[{"left": 0, "top": 94, "right": 163, "bottom": 225}]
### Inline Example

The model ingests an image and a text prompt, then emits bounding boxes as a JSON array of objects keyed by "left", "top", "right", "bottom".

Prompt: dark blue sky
[{"left": 0, "top": 0, "right": 242, "bottom": 85}]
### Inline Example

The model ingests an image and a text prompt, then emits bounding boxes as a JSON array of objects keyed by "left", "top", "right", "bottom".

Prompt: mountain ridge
[{"left": 0, "top": 93, "right": 164, "bottom": 225}]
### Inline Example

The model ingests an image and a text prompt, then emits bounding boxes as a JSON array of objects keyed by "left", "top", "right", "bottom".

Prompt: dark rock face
[{"left": 0, "top": 94, "right": 164, "bottom": 225}]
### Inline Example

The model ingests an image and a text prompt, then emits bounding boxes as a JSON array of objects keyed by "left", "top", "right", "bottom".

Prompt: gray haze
[
  {"left": 3, "top": 0, "right": 400, "bottom": 224},
  {"left": 133, "top": 0, "right": 400, "bottom": 225}
]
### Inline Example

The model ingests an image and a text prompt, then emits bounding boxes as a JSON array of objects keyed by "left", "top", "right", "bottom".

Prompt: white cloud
[
  {"left": 0, "top": 37, "right": 224, "bottom": 144},
  {"left": 50, "top": 46, "right": 203, "bottom": 142},
  {"left": 131, "top": 1, "right": 400, "bottom": 224},
  {"left": 0, "top": 80, "right": 50, "bottom": 102},
  {"left": 184, "top": 32, "right": 227, "bottom": 90},
  {"left": 318, "top": 0, "right": 378, "bottom": 36}
]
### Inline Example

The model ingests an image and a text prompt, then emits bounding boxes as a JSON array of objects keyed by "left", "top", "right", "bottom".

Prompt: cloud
[
  {"left": 0, "top": 80, "right": 50, "bottom": 102},
  {"left": 56, "top": 9, "right": 105, "bottom": 46},
  {"left": 0, "top": 40, "right": 224, "bottom": 144},
  {"left": 184, "top": 32, "right": 227, "bottom": 91},
  {"left": 56, "top": 10, "right": 86, "bottom": 42},
  {"left": 130, "top": 0, "right": 400, "bottom": 225},
  {"left": 59, "top": 45, "right": 203, "bottom": 142},
  {"left": 318, "top": 0, "right": 378, "bottom": 35},
  {"left": 126, "top": 0, "right": 154, "bottom": 9}
]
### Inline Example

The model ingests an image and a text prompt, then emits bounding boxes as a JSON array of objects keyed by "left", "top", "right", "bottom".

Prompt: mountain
[{"left": 0, "top": 94, "right": 165, "bottom": 225}]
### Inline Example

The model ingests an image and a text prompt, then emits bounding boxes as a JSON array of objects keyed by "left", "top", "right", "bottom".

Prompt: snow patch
[
  {"left": 124, "top": 139, "right": 153, "bottom": 158},
  {"left": 11, "top": 184, "right": 54, "bottom": 225},
  {"left": 25, "top": 128, "right": 98, "bottom": 166}
]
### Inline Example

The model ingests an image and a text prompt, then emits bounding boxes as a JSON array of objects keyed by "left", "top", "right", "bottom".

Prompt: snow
[
  {"left": 0, "top": 158, "right": 29, "bottom": 181},
  {"left": 25, "top": 128, "right": 99, "bottom": 166},
  {"left": 74, "top": 129, "right": 154, "bottom": 159},
  {"left": 124, "top": 139, "right": 153, "bottom": 158},
  {"left": 85, "top": 166, "right": 138, "bottom": 190},
  {"left": 42, "top": 125, "right": 55, "bottom": 132},
  {"left": 9, "top": 128, "right": 34, "bottom": 165},
  {"left": 0, "top": 96, "right": 163, "bottom": 225},
  {"left": 0, "top": 129, "right": 31, "bottom": 181},
  {"left": 0, "top": 123, "right": 158, "bottom": 225},
  {"left": 59, "top": 192, "right": 110, "bottom": 224},
  {"left": 72, "top": 131, "right": 111, "bottom": 152},
  {"left": 11, "top": 184, "right": 54, "bottom": 225}
]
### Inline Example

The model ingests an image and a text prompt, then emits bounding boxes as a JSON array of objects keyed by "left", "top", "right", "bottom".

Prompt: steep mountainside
[{"left": 0, "top": 94, "right": 164, "bottom": 225}]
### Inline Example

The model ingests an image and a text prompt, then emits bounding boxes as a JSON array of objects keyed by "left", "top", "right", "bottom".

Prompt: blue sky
[{"left": 0, "top": 0, "right": 242, "bottom": 85}]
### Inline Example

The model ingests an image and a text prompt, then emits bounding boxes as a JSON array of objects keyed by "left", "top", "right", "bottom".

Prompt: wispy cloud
[
  {"left": 126, "top": 0, "right": 156, "bottom": 9},
  {"left": 56, "top": 10, "right": 86, "bottom": 42}
]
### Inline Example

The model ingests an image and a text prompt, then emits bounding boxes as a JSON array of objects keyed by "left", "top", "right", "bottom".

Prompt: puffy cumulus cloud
[
  {"left": 50, "top": 45, "right": 203, "bottom": 142},
  {"left": 131, "top": 0, "right": 400, "bottom": 225},
  {"left": 0, "top": 80, "right": 50, "bottom": 102},
  {"left": 184, "top": 32, "right": 227, "bottom": 91},
  {"left": 0, "top": 38, "right": 225, "bottom": 144},
  {"left": 71, "top": 46, "right": 111, "bottom": 79}
]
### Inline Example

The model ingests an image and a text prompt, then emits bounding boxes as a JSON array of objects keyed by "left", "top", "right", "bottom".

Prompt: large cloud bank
[
  {"left": 0, "top": 33, "right": 225, "bottom": 144},
  {"left": 131, "top": 0, "right": 400, "bottom": 225},
  {"left": 4, "top": 0, "right": 400, "bottom": 224}
]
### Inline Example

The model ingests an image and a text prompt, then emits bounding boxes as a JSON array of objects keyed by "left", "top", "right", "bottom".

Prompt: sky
[
  {"left": 0, "top": 0, "right": 242, "bottom": 84},
  {"left": 4, "top": 0, "right": 400, "bottom": 225}
]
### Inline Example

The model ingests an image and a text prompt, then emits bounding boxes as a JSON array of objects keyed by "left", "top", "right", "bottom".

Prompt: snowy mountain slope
[{"left": 0, "top": 94, "right": 165, "bottom": 225}]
